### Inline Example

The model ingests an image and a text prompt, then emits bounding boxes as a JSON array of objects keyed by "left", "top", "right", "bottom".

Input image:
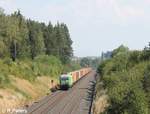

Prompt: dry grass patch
[
  {"left": 93, "top": 94, "right": 109, "bottom": 114},
  {"left": 0, "top": 76, "right": 56, "bottom": 113}
]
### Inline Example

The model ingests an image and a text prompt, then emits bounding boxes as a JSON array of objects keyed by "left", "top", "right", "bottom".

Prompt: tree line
[
  {"left": 97, "top": 44, "right": 150, "bottom": 114},
  {"left": 0, "top": 8, "right": 73, "bottom": 64},
  {"left": 79, "top": 57, "right": 101, "bottom": 69}
]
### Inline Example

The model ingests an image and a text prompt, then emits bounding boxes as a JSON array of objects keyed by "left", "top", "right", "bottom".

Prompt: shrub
[
  {"left": 0, "top": 73, "right": 10, "bottom": 88},
  {"left": 96, "top": 46, "right": 150, "bottom": 114},
  {"left": 33, "top": 55, "right": 63, "bottom": 77}
]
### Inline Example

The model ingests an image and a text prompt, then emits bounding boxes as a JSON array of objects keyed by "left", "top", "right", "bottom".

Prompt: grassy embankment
[
  {"left": 0, "top": 55, "right": 79, "bottom": 112},
  {"left": 93, "top": 45, "right": 150, "bottom": 114}
]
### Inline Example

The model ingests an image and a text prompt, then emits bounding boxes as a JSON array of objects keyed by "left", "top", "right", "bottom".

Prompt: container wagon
[{"left": 59, "top": 68, "right": 92, "bottom": 90}]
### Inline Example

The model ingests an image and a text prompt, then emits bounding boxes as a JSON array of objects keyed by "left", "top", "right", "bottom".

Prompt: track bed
[{"left": 26, "top": 71, "right": 96, "bottom": 114}]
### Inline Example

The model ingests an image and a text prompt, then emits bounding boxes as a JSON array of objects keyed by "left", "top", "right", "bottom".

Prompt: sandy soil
[{"left": 0, "top": 76, "right": 57, "bottom": 114}]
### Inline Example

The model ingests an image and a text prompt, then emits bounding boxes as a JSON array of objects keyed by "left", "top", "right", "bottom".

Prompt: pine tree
[
  {"left": 15, "top": 10, "right": 30, "bottom": 59},
  {"left": 27, "top": 20, "right": 45, "bottom": 59},
  {"left": 42, "top": 22, "right": 54, "bottom": 55}
]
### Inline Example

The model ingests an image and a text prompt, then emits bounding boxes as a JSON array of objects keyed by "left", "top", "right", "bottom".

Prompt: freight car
[{"left": 59, "top": 68, "right": 92, "bottom": 89}]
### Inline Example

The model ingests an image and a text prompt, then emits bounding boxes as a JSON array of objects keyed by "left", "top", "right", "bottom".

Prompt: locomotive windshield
[
  {"left": 60, "top": 76, "right": 69, "bottom": 85},
  {"left": 61, "top": 77, "right": 69, "bottom": 80}
]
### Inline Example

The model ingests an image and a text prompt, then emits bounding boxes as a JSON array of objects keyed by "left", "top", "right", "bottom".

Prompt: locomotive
[{"left": 59, "top": 68, "right": 92, "bottom": 89}]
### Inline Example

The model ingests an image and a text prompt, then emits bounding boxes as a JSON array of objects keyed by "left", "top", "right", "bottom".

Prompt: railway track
[
  {"left": 26, "top": 71, "right": 96, "bottom": 114},
  {"left": 26, "top": 91, "right": 65, "bottom": 114}
]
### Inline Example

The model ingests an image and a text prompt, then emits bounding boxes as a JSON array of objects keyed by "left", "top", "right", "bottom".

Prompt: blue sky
[{"left": 0, "top": 0, "right": 150, "bottom": 57}]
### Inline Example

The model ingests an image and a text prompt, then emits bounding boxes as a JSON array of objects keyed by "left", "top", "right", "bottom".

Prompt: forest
[
  {"left": 0, "top": 8, "right": 73, "bottom": 63},
  {"left": 0, "top": 8, "right": 84, "bottom": 111},
  {"left": 0, "top": 8, "right": 79, "bottom": 88},
  {"left": 96, "top": 44, "right": 150, "bottom": 114}
]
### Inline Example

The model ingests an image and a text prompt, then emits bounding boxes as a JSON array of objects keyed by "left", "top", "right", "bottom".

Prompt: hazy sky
[{"left": 0, "top": 0, "right": 150, "bottom": 57}]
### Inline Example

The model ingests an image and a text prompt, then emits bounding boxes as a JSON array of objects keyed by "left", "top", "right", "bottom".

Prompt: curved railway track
[{"left": 26, "top": 71, "right": 96, "bottom": 114}]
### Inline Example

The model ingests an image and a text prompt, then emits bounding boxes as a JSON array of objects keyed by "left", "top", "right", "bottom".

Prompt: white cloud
[
  {"left": 0, "top": 0, "right": 149, "bottom": 56},
  {"left": 64, "top": 0, "right": 146, "bottom": 24},
  {"left": 98, "top": 0, "right": 145, "bottom": 23},
  {"left": 0, "top": 0, "right": 16, "bottom": 13},
  {"left": 122, "top": 6, "right": 144, "bottom": 17},
  {"left": 145, "top": 0, "right": 150, "bottom": 4},
  {"left": 0, "top": 0, "right": 146, "bottom": 23}
]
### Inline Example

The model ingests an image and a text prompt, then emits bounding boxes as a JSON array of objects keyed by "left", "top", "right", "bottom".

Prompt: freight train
[{"left": 59, "top": 68, "right": 92, "bottom": 89}]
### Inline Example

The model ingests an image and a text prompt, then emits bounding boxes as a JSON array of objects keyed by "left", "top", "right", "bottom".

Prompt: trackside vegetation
[
  {"left": 0, "top": 7, "right": 77, "bottom": 87},
  {"left": 0, "top": 8, "right": 82, "bottom": 110},
  {"left": 0, "top": 55, "right": 63, "bottom": 86},
  {"left": 95, "top": 44, "right": 150, "bottom": 114},
  {"left": 0, "top": 8, "right": 73, "bottom": 63}
]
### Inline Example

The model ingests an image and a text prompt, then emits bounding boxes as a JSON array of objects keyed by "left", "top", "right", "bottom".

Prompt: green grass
[
  {"left": 0, "top": 55, "right": 63, "bottom": 88},
  {"left": 0, "top": 73, "right": 10, "bottom": 88},
  {"left": 0, "top": 56, "right": 81, "bottom": 92}
]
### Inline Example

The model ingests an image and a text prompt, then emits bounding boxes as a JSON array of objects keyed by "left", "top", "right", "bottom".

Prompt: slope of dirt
[
  {"left": 92, "top": 94, "right": 109, "bottom": 114},
  {"left": 92, "top": 79, "right": 109, "bottom": 114},
  {"left": 0, "top": 76, "right": 57, "bottom": 114}
]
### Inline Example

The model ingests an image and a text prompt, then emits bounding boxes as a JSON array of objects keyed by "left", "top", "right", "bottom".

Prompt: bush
[
  {"left": 33, "top": 55, "right": 63, "bottom": 77},
  {"left": 96, "top": 46, "right": 150, "bottom": 114},
  {"left": 0, "top": 55, "right": 63, "bottom": 84},
  {"left": 0, "top": 73, "right": 10, "bottom": 88},
  {"left": 62, "top": 62, "right": 81, "bottom": 73}
]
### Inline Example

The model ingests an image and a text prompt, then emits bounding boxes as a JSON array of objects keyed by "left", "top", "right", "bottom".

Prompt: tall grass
[{"left": 0, "top": 55, "right": 63, "bottom": 87}]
